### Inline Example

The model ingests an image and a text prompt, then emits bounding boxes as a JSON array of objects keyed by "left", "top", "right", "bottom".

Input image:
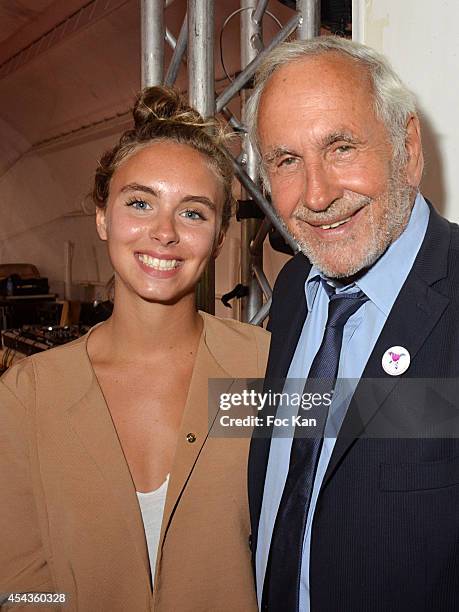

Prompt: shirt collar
[{"left": 305, "top": 193, "right": 430, "bottom": 316}]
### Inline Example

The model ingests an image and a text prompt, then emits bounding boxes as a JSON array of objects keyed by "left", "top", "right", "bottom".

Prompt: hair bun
[{"left": 132, "top": 86, "right": 202, "bottom": 130}]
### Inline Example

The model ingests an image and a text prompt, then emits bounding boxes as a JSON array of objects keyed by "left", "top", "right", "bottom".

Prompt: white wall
[{"left": 353, "top": 0, "right": 459, "bottom": 221}]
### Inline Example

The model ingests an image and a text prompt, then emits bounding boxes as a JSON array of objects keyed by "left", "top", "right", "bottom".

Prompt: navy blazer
[{"left": 249, "top": 203, "right": 459, "bottom": 611}]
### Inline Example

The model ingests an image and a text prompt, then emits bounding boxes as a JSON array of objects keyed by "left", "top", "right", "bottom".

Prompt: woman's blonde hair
[{"left": 93, "top": 86, "right": 234, "bottom": 231}]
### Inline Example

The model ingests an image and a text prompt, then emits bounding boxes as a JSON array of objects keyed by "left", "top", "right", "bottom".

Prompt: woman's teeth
[
  {"left": 138, "top": 254, "right": 178, "bottom": 270},
  {"left": 320, "top": 216, "right": 352, "bottom": 230}
]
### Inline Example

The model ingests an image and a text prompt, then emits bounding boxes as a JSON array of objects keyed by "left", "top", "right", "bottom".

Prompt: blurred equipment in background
[
  {"left": 0, "top": 263, "right": 55, "bottom": 331},
  {"left": 0, "top": 263, "right": 49, "bottom": 297},
  {"left": 2, "top": 326, "right": 83, "bottom": 359},
  {"left": 0, "top": 274, "right": 49, "bottom": 296},
  {"left": 0, "top": 261, "right": 113, "bottom": 371},
  {"left": 0, "top": 299, "right": 113, "bottom": 372},
  {"left": 0, "top": 263, "right": 39, "bottom": 280},
  {"left": 36, "top": 301, "right": 75, "bottom": 327},
  {"left": 79, "top": 300, "right": 113, "bottom": 327}
]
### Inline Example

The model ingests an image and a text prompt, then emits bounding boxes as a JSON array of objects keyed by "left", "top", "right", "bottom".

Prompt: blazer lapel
[
  {"left": 67, "top": 365, "right": 151, "bottom": 583},
  {"left": 322, "top": 203, "right": 451, "bottom": 487},
  {"left": 249, "top": 253, "right": 310, "bottom": 554},
  {"left": 252, "top": 291, "right": 307, "bottom": 504},
  {"left": 157, "top": 322, "right": 232, "bottom": 553},
  {"left": 266, "top": 253, "right": 310, "bottom": 381}
]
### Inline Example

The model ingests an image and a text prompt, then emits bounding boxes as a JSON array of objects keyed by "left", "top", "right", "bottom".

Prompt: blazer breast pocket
[{"left": 379, "top": 454, "right": 459, "bottom": 491}]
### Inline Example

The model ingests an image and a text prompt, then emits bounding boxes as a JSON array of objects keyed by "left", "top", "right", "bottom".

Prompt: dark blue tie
[{"left": 262, "top": 284, "right": 368, "bottom": 611}]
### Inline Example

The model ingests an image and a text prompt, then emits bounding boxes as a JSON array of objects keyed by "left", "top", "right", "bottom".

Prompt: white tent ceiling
[
  {"left": 0, "top": 0, "right": 293, "bottom": 298},
  {"left": 0, "top": 0, "right": 293, "bottom": 153},
  {"left": 0, "top": 0, "right": 57, "bottom": 43}
]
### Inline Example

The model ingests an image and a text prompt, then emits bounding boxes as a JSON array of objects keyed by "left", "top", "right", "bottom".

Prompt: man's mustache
[{"left": 293, "top": 196, "right": 372, "bottom": 225}]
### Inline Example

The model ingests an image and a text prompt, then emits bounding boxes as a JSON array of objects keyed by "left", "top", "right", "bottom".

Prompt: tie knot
[{"left": 327, "top": 288, "right": 368, "bottom": 328}]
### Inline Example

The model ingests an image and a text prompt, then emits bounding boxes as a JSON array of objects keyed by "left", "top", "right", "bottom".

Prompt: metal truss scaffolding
[{"left": 140, "top": 0, "right": 320, "bottom": 324}]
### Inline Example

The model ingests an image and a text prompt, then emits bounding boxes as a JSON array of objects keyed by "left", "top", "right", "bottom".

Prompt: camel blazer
[{"left": 0, "top": 312, "right": 270, "bottom": 611}]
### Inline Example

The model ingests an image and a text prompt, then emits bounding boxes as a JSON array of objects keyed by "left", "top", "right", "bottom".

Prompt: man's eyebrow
[
  {"left": 120, "top": 183, "right": 157, "bottom": 196},
  {"left": 263, "top": 146, "right": 298, "bottom": 164},
  {"left": 321, "top": 132, "right": 361, "bottom": 147}
]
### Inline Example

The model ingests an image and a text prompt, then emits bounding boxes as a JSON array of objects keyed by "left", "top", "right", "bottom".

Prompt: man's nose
[
  {"left": 149, "top": 211, "right": 179, "bottom": 245},
  {"left": 302, "top": 162, "right": 343, "bottom": 212}
]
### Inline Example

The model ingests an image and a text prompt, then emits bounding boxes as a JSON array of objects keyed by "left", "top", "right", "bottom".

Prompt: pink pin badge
[{"left": 382, "top": 346, "right": 410, "bottom": 376}]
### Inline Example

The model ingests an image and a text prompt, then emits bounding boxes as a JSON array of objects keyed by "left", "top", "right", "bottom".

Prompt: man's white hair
[{"left": 245, "top": 36, "right": 418, "bottom": 189}]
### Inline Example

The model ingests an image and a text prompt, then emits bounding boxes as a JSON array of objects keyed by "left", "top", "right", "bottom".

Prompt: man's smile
[
  {"left": 292, "top": 203, "right": 369, "bottom": 241},
  {"left": 318, "top": 215, "right": 352, "bottom": 230}
]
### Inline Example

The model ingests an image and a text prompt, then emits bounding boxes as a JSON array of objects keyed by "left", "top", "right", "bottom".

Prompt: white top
[{"left": 136, "top": 475, "right": 169, "bottom": 585}]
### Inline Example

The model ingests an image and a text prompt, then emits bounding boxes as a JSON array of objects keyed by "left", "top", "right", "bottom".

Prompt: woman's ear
[
  {"left": 212, "top": 229, "right": 226, "bottom": 259},
  {"left": 96, "top": 207, "right": 108, "bottom": 241}
]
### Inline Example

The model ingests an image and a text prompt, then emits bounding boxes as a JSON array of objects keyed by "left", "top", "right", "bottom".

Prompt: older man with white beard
[{"left": 247, "top": 37, "right": 459, "bottom": 612}]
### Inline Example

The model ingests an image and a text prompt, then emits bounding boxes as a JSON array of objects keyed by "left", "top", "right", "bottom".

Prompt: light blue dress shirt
[{"left": 256, "top": 193, "right": 430, "bottom": 610}]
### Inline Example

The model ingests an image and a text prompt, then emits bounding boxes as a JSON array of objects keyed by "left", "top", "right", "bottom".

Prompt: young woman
[{"left": 0, "top": 87, "right": 269, "bottom": 611}]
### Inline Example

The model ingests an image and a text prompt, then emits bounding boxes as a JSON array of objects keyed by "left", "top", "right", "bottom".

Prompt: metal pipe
[
  {"left": 239, "top": 0, "right": 264, "bottom": 322},
  {"left": 221, "top": 106, "right": 246, "bottom": 133},
  {"left": 253, "top": 265, "right": 272, "bottom": 299},
  {"left": 296, "top": 0, "right": 320, "bottom": 40},
  {"left": 188, "top": 0, "right": 215, "bottom": 313},
  {"left": 252, "top": 0, "right": 270, "bottom": 26},
  {"left": 250, "top": 217, "right": 271, "bottom": 254},
  {"left": 236, "top": 152, "right": 247, "bottom": 166},
  {"left": 165, "top": 28, "right": 176, "bottom": 50},
  {"left": 249, "top": 297, "right": 271, "bottom": 326},
  {"left": 232, "top": 158, "right": 299, "bottom": 253},
  {"left": 188, "top": 0, "right": 215, "bottom": 118},
  {"left": 141, "top": 0, "right": 165, "bottom": 87},
  {"left": 164, "top": 13, "right": 188, "bottom": 86},
  {"left": 216, "top": 12, "right": 301, "bottom": 112}
]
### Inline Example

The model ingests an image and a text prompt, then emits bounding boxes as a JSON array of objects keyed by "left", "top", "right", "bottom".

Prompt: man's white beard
[{"left": 292, "top": 161, "right": 415, "bottom": 279}]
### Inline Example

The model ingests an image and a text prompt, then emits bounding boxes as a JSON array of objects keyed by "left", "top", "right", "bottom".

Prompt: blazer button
[{"left": 186, "top": 432, "right": 197, "bottom": 443}]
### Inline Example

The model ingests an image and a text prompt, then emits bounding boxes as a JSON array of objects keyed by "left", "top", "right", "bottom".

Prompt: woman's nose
[{"left": 148, "top": 212, "right": 179, "bottom": 245}]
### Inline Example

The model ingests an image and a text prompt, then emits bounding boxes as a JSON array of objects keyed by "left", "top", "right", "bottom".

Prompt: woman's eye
[
  {"left": 126, "top": 199, "right": 151, "bottom": 210},
  {"left": 180, "top": 209, "right": 205, "bottom": 221}
]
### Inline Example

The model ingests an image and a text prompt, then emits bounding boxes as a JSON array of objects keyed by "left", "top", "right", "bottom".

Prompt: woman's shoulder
[
  {"left": 201, "top": 311, "right": 269, "bottom": 342},
  {"left": 0, "top": 330, "right": 92, "bottom": 401},
  {"left": 200, "top": 312, "right": 271, "bottom": 376}
]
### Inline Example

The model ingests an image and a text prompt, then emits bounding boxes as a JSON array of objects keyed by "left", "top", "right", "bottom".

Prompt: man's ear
[
  {"left": 96, "top": 206, "right": 108, "bottom": 241},
  {"left": 212, "top": 229, "right": 226, "bottom": 259},
  {"left": 404, "top": 114, "right": 424, "bottom": 188}
]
